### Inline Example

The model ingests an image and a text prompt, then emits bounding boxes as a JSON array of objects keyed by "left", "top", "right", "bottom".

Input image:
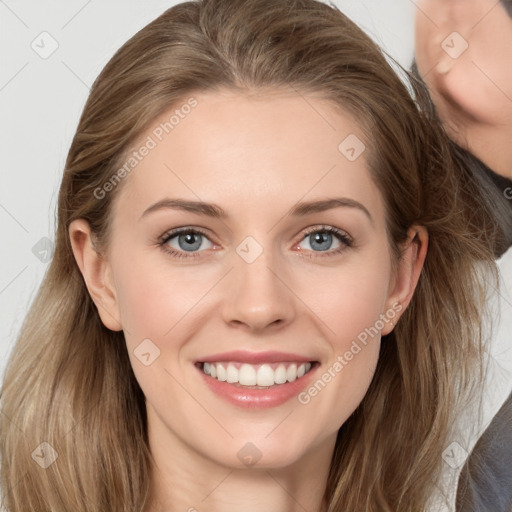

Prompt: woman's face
[
  {"left": 415, "top": 0, "right": 512, "bottom": 178},
  {"left": 78, "top": 89, "right": 420, "bottom": 471}
]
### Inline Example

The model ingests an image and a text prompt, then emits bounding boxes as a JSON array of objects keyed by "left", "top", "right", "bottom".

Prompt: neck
[
  {"left": 143, "top": 405, "right": 335, "bottom": 512},
  {"left": 145, "top": 469, "right": 330, "bottom": 512}
]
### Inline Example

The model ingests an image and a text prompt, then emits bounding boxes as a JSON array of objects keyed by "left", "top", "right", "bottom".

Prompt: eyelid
[
  {"left": 157, "top": 226, "right": 213, "bottom": 246},
  {"left": 300, "top": 224, "right": 353, "bottom": 244}
]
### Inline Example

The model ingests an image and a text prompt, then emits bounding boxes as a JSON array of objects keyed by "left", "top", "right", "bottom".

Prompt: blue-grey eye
[
  {"left": 299, "top": 230, "right": 342, "bottom": 252},
  {"left": 165, "top": 231, "right": 213, "bottom": 252}
]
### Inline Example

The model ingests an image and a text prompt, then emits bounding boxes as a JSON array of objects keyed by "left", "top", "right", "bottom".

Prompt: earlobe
[
  {"left": 68, "top": 219, "right": 123, "bottom": 332},
  {"left": 381, "top": 225, "right": 428, "bottom": 336}
]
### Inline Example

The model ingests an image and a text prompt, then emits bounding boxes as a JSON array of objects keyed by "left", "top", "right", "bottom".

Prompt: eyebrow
[{"left": 139, "top": 197, "right": 373, "bottom": 223}]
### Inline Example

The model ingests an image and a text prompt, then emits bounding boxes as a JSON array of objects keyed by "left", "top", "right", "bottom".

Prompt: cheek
[
  {"left": 457, "top": 40, "right": 512, "bottom": 121},
  {"left": 272, "top": 251, "right": 394, "bottom": 434},
  {"left": 318, "top": 266, "right": 390, "bottom": 331},
  {"left": 112, "top": 248, "right": 218, "bottom": 341},
  {"left": 112, "top": 259, "right": 219, "bottom": 398},
  {"left": 299, "top": 258, "right": 391, "bottom": 408},
  {"left": 309, "top": 246, "right": 393, "bottom": 338}
]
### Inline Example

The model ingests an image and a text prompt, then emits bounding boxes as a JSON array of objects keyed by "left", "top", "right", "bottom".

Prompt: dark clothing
[
  {"left": 456, "top": 391, "right": 512, "bottom": 512},
  {"left": 456, "top": 159, "right": 512, "bottom": 511},
  {"left": 455, "top": 155, "right": 512, "bottom": 512},
  {"left": 482, "top": 165, "right": 512, "bottom": 251}
]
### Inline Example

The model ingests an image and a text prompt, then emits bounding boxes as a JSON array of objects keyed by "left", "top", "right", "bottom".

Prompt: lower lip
[{"left": 196, "top": 363, "right": 319, "bottom": 409}]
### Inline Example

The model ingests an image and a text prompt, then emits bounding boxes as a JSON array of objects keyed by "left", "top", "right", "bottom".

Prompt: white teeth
[
  {"left": 286, "top": 364, "right": 297, "bottom": 382},
  {"left": 216, "top": 364, "right": 227, "bottom": 382},
  {"left": 202, "top": 361, "right": 313, "bottom": 386},
  {"left": 226, "top": 363, "right": 238, "bottom": 383},
  {"left": 239, "top": 364, "right": 257, "bottom": 386},
  {"left": 256, "top": 364, "right": 275, "bottom": 387},
  {"left": 274, "top": 364, "right": 288, "bottom": 384}
]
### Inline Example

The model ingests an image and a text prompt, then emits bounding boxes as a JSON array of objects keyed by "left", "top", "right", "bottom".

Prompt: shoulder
[{"left": 456, "top": 391, "right": 512, "bottom": 512}]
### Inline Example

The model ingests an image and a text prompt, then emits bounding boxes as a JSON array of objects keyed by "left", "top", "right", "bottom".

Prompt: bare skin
[
  {"left": 69, "top": 89, "right": 427, "bottom": 512},
  {"left": 415, "top": 0, "right": 512, "bottom": 179}
]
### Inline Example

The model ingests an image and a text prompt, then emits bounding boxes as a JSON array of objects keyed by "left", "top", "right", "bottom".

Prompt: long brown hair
[{"left": 0, "top": 1, "right": 499, "bottom": 510}]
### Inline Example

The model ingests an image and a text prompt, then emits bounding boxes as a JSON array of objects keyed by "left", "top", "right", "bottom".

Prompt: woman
[{"left": 0, "top": 0, "right": 501, "bottom": 510}]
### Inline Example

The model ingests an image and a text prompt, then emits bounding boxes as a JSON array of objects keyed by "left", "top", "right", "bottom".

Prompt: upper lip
[{"left": 197, "top": 350, "right": 316, "bottom": 365}]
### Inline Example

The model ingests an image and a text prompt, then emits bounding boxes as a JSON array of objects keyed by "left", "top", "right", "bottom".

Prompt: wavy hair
[{"left": 0, "top": 0, "right": 499, "bottom": 510}]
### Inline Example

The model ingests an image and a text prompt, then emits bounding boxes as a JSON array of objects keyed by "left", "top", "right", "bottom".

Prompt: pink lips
[
  {"left": 197, "top": 350, "right": 315, "bottom": 365},
  {"left": 195, "top": 350, "right": 319, "bottom": 409}
]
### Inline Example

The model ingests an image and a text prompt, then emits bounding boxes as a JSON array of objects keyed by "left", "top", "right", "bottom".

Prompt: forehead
[{"left": 110, "top": 89, "right": 386, "bottom": 229}]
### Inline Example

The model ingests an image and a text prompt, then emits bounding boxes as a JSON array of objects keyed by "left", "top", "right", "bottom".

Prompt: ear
[
  {"left": 381, "top": 225, "right": 428, "bottom": 335},
  {"left": 68, "top": 219, "right": 123, "bottom": 331}
]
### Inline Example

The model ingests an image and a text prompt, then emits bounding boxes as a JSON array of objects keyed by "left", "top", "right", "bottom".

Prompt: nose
[{"left": 221, "top": 243, "right": 297, "bottom": 333}]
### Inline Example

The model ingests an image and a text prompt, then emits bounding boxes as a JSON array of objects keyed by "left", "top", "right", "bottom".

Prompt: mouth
[
  {"left": 195, "top": 360, "right": 318, "bottom": 389},
  {"left": 194, "top": 350, "right": 321, "bottom": 409}
]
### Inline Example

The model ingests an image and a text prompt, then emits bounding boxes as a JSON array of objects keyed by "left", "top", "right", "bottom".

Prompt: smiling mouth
[{"left": 196, "top": 361, "right": 318, "bottom": 388}]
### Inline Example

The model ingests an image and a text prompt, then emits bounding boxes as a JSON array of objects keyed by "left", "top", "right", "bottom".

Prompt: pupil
[
  {"left": 179, "top": 233, "right": 201, "bottom": 251},
  {"left": 311, "top": 232, "right": 331, "bottom": 251}
]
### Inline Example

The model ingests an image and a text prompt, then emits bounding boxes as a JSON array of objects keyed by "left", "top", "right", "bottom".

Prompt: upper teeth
[{"left": 202, "top": 362, "right": 312, "bottom": 386}]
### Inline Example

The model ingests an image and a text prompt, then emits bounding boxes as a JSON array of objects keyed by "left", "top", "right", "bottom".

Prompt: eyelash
[{"left": 157, "top": 225, "right": 353, "bottom": 260}]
